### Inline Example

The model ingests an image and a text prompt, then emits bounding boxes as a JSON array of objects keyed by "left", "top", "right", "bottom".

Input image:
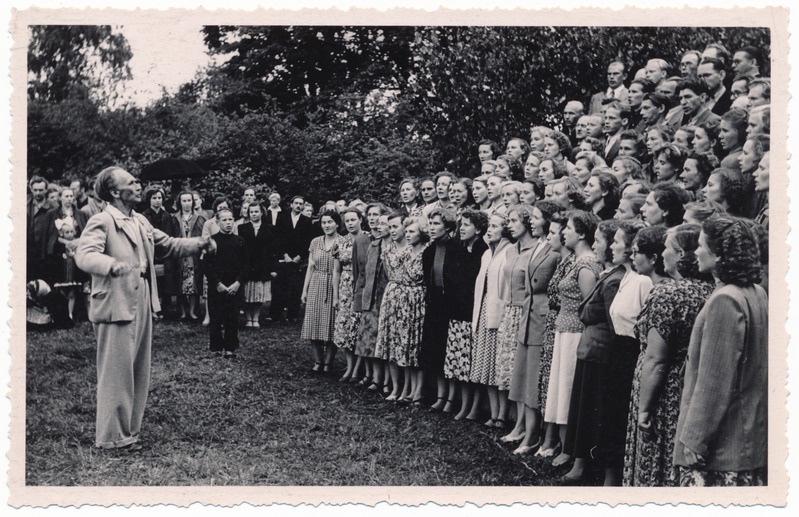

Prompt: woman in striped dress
[{"left": 301, "top": 209, "right": 344, "bottom": 374}]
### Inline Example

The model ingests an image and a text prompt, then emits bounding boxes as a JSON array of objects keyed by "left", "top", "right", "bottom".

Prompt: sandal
[
  {"left": 357, "top": 377, "right": 371, "bottom": 386},
  {"left": 367, "top": 382, "right": 381, "bottom": 392},
  {"left": 311, "top": 362, "right": 323, "bottom": 373},
  {"left": 430, "top": 397, "right": 446, "bottom": 412}
]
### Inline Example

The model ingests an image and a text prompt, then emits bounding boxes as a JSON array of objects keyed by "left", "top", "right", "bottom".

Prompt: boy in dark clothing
[{"left": 204, "top": 208, "right": 248, "bottom": 357}]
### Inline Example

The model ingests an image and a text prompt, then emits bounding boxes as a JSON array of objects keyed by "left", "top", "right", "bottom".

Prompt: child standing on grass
[
  {"left": 204, "top": 208, "right": 249, "bottom": 358},
  {"left": 49, "top": 220, "right": 87, "bottom": 320}
]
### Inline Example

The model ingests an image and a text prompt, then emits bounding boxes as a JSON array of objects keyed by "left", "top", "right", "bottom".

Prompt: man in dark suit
[
  {"left": 26, "top": 175, "right": 52, "bottom": 280},
  {"left": 678, "top": 78, "right": 721, "bottom": 129},
  {"left": 270, "top": 194, "right": 314, "bottom": 322},
  {"left": 602, "top": 101, "right": 630, "bottom": 166},
  {"left": 589, "top": 61, "right": 628, "bottom": 115},
  {"left": 698, "top": 57, "right": 732, "bottom": 115}
]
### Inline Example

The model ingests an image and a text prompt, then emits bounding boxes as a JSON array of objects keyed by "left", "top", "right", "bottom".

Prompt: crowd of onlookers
[{"left": 26, "top": 40, "right": 770, "bottom": 486}]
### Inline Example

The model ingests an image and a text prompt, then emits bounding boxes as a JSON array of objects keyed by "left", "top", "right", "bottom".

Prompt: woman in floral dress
[
  {"left": 374, "top": 213, "right": 427, "bottom": 401},
  {"left": 623, "top": 223, "right": 714, "bottom": 487},
  {"left": 301, "top": 210, "right": 344, "bottom": 374},
  {"left": 333, "top": 208, "right": 369, "bottom": 382},
  {"left": 541, "top": 211, "right": 602, "bottom": 466}
]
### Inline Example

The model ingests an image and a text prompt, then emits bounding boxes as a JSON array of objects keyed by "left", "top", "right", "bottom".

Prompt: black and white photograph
[{"left": 4, "top": 0, "right": 791, "bottom": 512}]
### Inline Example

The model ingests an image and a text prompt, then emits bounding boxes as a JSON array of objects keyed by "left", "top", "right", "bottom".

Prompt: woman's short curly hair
[
  {"left": 554, "top": 177, "right": 589, "bottom": 210},
  {"left": 711, "top": 168, "right": 748, "bottom": 216},
  {"left": 684, "top": 199, "right": 726, "bottom": 222},
  {"left": 547, "top": 130, "right": 572, "bottom": 158},
  {"left": 581, "top": 136, "right": 605, "bottom": 154},
  {"left": 428, "top": 207, "right": 458, "bottom": 233},
  {"left": 533, "top": 199, "right": 562, "bottom": 235},
  {"left": 592, "top": 171, "right": 621, "bottom": 210},
  {"left": 656, "top": 144, "right": 689, "bottom": 175},
  {"left": 319, "top": 208, "right": 342, "bottom": 227},
  {"left": 508, "top": 204, "right": 536, "bottom": 236},
  {"left": 615, "top": 156, "right": 644, "bottom": 181},
  {"left": 489, "top": 211, "right": 513, "bottom": 240},
  {"left": 652, "top": 183, "right": 690, "bottom": 227},
  {"left": 635, "top": 225, "right": 668, "bottom": 276},
  {"left": 686, "top": 152, "right": 720, "bottom": 187},
  {"left": 667, "top": 223, "right": 712, "bottom": 281},
  {"left": 404, "top": 216, "right": 430, "bottom": 243},
  {"left": 596, "top": 219, "right": 620, "bottom": 264},
  {"left": 566, "top": 209, "right": 600, "bottom": 246},
  {"left": 460, "top": 208, "right": 489, "bottom": 236},
  {"left": 144, "top": 185, "right": 166, "bottom": 207},
  {"left": 721, "top": 108, "right": 749, "bottom": 150},
  {"left": 617, "top": 219, "right": 648, "bottom": 261},
  {"left": 702, "top": 215, "right": 762, "bottom": 285},
  {"left": 541, "top": 158, "right": 569, "bottom": 180}
]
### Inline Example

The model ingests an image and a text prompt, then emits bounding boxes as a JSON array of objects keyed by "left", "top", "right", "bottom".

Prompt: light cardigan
[{"left": 471, "top": 239, "right": 511, "bottom": 334}]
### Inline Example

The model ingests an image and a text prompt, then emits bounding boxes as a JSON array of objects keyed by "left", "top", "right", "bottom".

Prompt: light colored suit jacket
[
  {"left": 75, "top": 206, "right": 205, "bottom": 323},
  {"left": 518, "top": 243, "right": 560, "bottom": 346}
]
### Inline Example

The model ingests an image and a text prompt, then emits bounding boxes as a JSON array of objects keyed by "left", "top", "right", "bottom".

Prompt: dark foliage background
[{"left": 27, "top": 25, "right": 770, "bottom": 207}]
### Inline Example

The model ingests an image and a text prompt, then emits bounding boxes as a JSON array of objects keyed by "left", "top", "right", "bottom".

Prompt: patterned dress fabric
[
  {"left": 538, "top": 253, "right": 574, "bottom": 413},
  {"left": 374, "top": 243, "right": 427, "bottom": 367},
  {"left": 333, "top": 235, "right": 359, "bottom": 352},
  {"left": 623, "top": 278, "right": 714, "bottom": 487},
  {"left": 469, "top": 289, "right": 498, "bottom": 385},
  {"left": 443, "top": 320, "right": 472, "bottom": 381},
  {"left": 544, "top": 254, "right": 602, "bottom": 424},
  {"left": 300, "top": 236, "right": 342, "bottom": 342}
]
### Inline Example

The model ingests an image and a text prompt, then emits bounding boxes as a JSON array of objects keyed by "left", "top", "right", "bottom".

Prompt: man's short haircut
[
  {"left": 699, "top": 56, "right": 726, "bottom": 73},
  {"left": 738, "top": 46, "right": 762, "bottom": 64},
  {"left": 680, "top": 78, "right": 709, "bottom": 97},
  {"left": 609, "top": 60, "right": 626, "bottom": 72},
  {"left": 29, "top": 175, "right": 47, "bottom": 189},
  {"left": 748, "top": 78, "right": 771, "bottom": 100},
  {"left": 291, "top": 195, "right": 304, "bottom": 204},
  {"left": 703, "top": 43, "right": 732, "bottom": 66},
  {"left": 216, "top": 207, "right": 234, "bottom": 220}
]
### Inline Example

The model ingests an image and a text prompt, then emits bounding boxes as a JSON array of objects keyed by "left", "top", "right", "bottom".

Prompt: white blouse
[{"left": 608, "top": 267, "right": 653, "bottom": 338}]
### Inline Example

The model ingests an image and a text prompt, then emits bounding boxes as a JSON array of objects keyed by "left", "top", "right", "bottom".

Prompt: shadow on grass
[{"left": 26, "top": 319, "right": 567, "bottom": 486}]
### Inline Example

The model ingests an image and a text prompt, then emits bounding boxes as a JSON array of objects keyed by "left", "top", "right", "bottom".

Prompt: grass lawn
[{"left": 26, "top": 318, "right": 567, "bottom": 486}]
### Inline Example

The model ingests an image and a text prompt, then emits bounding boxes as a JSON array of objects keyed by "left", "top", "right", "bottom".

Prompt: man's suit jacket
[
  {"left": 709, "top": 88, "right": 733, "bottom": 116},
  {"left": 589, "top": 86, "right": 629, "bottom": 115},
  {"left": 518, "top": 242, "right": 560, "bottom": 346},
  {"left": 75, "top": 206, "right": 204, "bottom": 323},
  {"left": 680, "top": 106, "right": 721, "bottom": 131},
  {"left": 275, "top": 211, "right": 314, "bottom": 262},
  {"left": 603, "top": 134, "right": 622, "bottom": 165}
]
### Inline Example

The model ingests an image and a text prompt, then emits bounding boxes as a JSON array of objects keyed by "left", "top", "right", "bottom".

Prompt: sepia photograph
[{"left": 5, "top": 0, "right": 791, "bottom": 512}]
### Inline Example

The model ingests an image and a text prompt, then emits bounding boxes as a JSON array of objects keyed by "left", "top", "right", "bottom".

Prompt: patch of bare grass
[{"left": 26, "top": 320, "right": 565, "bottom": 486}]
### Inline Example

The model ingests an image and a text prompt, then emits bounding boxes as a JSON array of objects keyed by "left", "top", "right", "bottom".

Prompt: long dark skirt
[
  {"left": 564, "top": 358, "right": 606, "bottom": 459},
  {"left": 419, "top": 286, "right": 448, "bottom": 375},
  {"left": 598, "top": 336, "right": 640, "bottom": 470}
]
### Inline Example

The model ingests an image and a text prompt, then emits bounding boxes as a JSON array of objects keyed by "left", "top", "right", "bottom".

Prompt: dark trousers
[
  {"left": 208, "top": 291, "right": 241, "bottom": 352},
  {"left": 270, "top": 262, "right": 303, "bottom": 321}
]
